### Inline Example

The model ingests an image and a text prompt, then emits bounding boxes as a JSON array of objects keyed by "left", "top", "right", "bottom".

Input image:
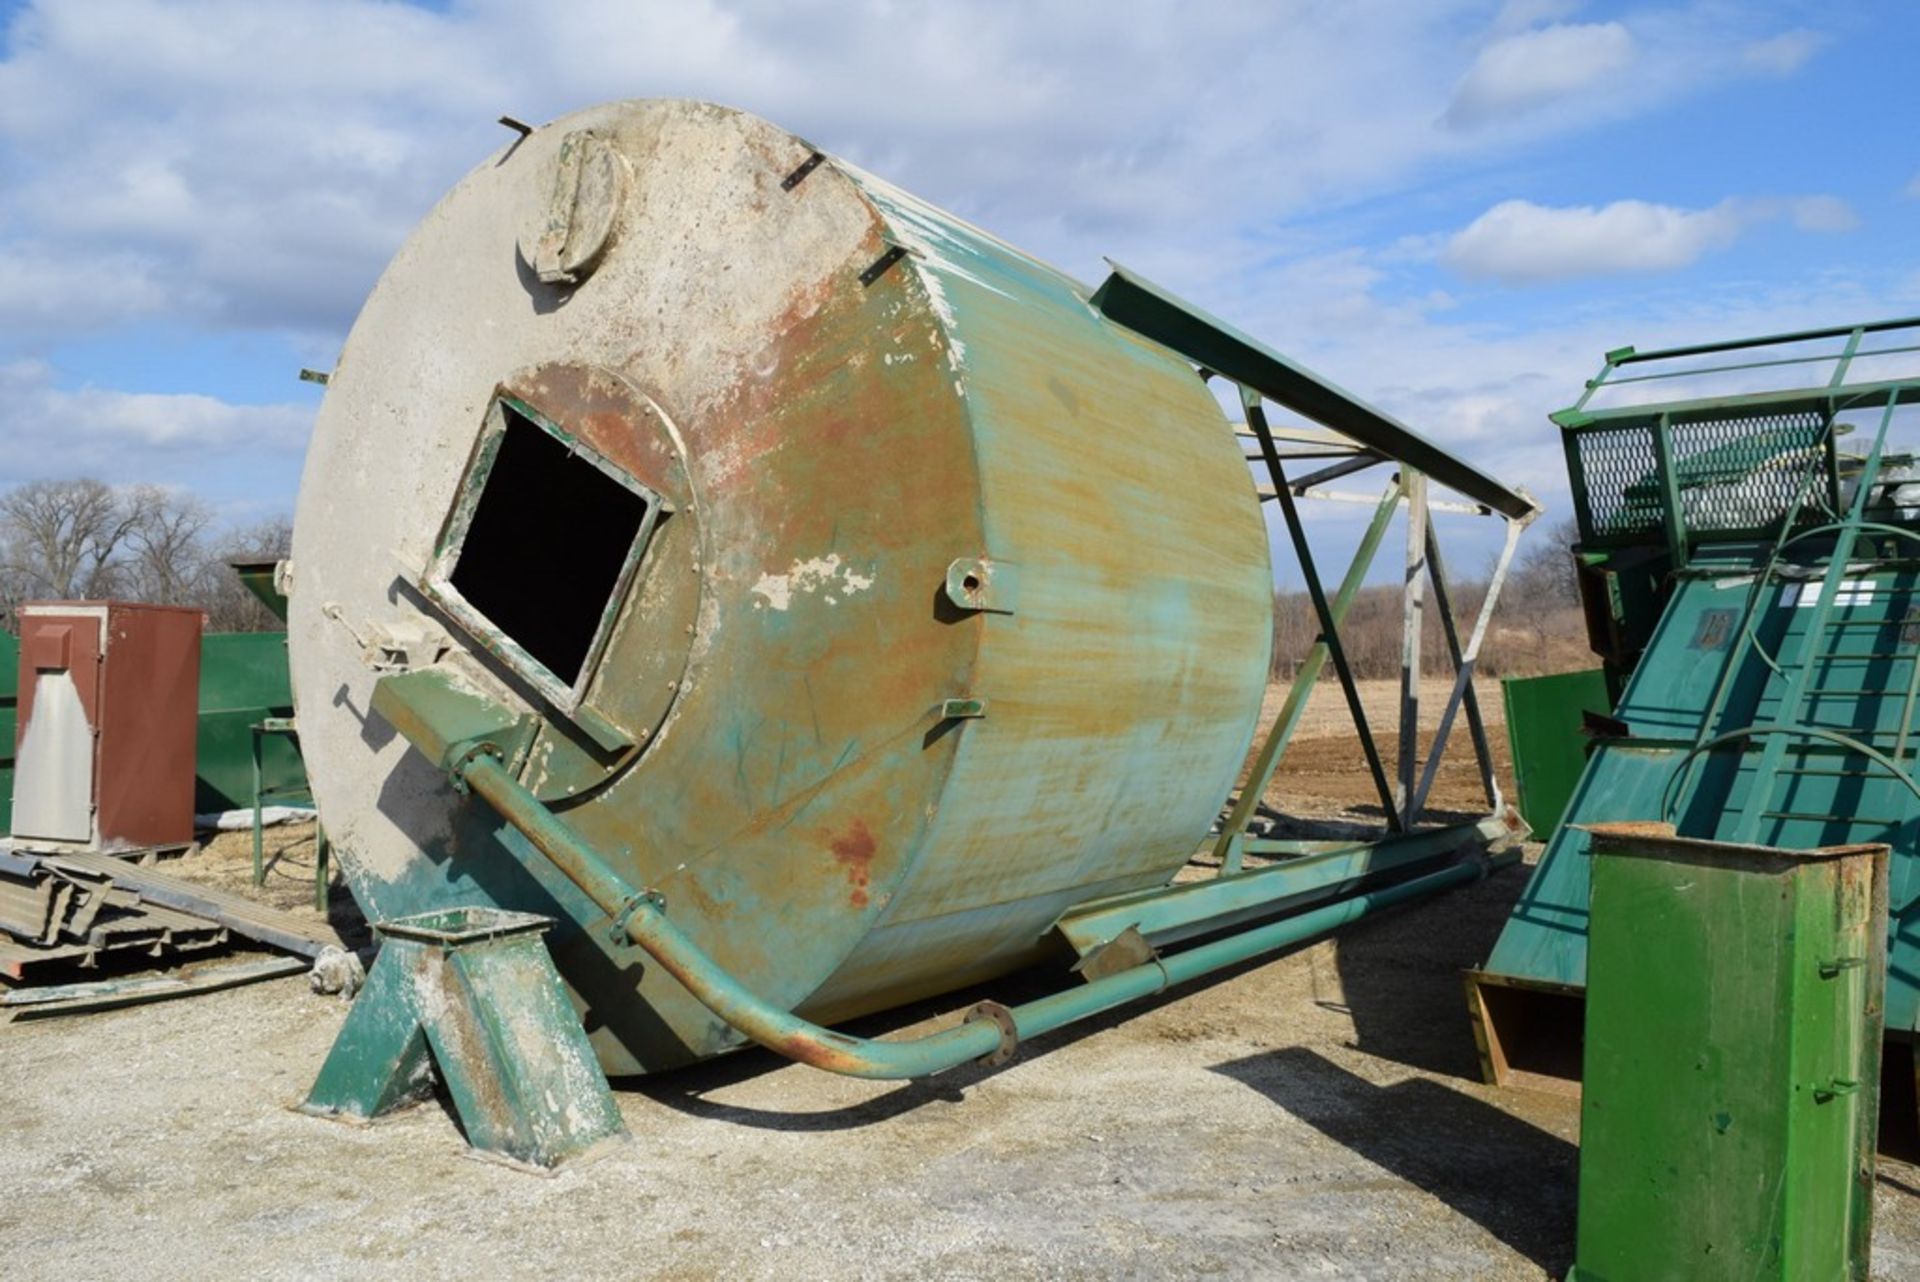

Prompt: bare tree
[
  {"left": 0, "top": 478, "right": 149, "bottom": 609},
  {"left": 0, "top": 478, "right": 292, "bottom": 634},
  {"left": 124, "top": 484, "right": 216, "bottom": 607},
  {"left": 200, "top": 516, "right": 293, "bottom": 633}
]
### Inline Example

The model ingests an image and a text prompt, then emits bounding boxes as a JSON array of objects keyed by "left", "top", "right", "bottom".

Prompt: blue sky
[{"left": 0, "top": 0, "right": 1914, "bottom": 570}]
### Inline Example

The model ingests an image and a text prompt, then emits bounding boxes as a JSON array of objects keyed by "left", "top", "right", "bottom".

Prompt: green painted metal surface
[
  {"left": 196, "top": 632, "right": 305, "bottom": 813},
  {"left": 301, "top": 906, "right": 625, "bottom": 1168},
  {"left": 329, "top": 666, "right": 1515, "bottom": 1082},
  {"left": 291, "top": 101, "right": 1275, "bottom": 1076},
  {"left": 1501, "top": 668, "right": 1610, "bottom": 836},
  {"left": 228, "top": 559, "right": 288, "bottom": 622},
  {"left": 1473, "top": 316, "right": 1920, "bottom": 1101},
  {"left": 0, "top": 631, "right": 16, "bottom": 834},
  {"left": 1569, "top": 824, "right": 1885, "bottom": 1282}
]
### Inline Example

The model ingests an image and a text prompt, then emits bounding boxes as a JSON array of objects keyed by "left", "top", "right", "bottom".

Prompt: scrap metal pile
[{"left": 0, "top": 844, "right": 347, "bottom": 1020}]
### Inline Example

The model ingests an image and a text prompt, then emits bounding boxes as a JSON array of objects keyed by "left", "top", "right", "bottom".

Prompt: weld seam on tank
[{"left": 461, "top": 751, "right": 1495, "bottom": 1079}]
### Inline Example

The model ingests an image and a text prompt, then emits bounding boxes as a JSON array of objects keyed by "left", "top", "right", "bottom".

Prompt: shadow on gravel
[
  {"left": 1214, "top": 1046, "right": 1576, "bottom": 1275},
  {"left": 1329, "top": 855, "right": 1534, "bottom": 1079}
]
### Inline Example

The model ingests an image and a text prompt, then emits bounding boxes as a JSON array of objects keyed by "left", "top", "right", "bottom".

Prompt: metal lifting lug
[{"left": 1812, "top": 1078, "right": 1861, "bottom": 1104}]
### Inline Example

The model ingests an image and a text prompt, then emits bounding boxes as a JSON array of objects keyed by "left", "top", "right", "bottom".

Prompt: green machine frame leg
[
  {"left": 1570, "top": 823, "right": 1888, "bottom": 1282},
  {"left": 300, "top": 907, "right": 627, "bottom": 1169}
]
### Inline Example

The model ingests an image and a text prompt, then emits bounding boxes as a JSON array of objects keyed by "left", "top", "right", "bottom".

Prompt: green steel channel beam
[
  {"left": 1245, "top": 392, "right": 1404, "bottom": 830},
  {"left": 1651, "top": 414, "right": 1689, "bottom": 569},
  {"left": 1666, "top": 419, "right": 1838, "bottom": 811},
  {"left": 1551, "top": 377, "right": 1920, "bottom": 431},
  {"left": 1595, "top": 342, "right": 1920, "bottom": 391},
  {"left": 1063, "top": 815, "right": 1510, "bottom": 956},
  {"left": 1211, "top": 477, "right": 1403, "bottom": 869},
  {"left": 1724, "top": 392, "right": 1901, "bottom": 845},
  {"left": 1090, "top": 264, "right": 1538, "bottom": 520},
  {"left": 1611, "top": 314, "right": 1920, "bottom": 367},
  {"left": 1830, "top": 327, "right": 1866, "bottom": 389}
]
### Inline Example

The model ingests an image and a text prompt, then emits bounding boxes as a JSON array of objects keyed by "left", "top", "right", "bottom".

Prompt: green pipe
[{"left": 460, "top": 753, "right": 1493, "bottom": 1080}]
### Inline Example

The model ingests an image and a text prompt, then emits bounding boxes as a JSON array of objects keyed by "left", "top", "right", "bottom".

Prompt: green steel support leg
[
  {"left": 1245, "top": 389, "right": 1403, "bottom": 830},
  {"left": 301, "top": 908, "right": 626, "bottom": 1168},
  {"left": 250, "top": 725, "right": 265, "bottom": 888},
  {"left": 1212, "top": 477, "right": 1403, "bottom": 870}
]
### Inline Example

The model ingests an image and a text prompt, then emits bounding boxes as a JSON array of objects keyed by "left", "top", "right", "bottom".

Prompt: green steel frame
[{"left": 1471, "top": 314, "right": 1920, "bottom": 1136}]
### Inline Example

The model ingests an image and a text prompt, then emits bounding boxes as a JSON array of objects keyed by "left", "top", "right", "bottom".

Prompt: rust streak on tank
[{"left": 830, "top": 819, "right": 877, "bottom": 908}]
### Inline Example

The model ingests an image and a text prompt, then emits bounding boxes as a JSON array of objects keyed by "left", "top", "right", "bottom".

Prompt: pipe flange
[
  {"left": 443, "top": 740, "right": 503, "bottom": 794},
  {"left": 606, "top": 889, "right": 665, "bottom": 947},
  {"left": 964, "top": 1000, "right": 1019, "bottom": 1068}
]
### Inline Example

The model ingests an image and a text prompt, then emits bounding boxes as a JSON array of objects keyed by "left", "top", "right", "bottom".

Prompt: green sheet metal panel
[
  {"left": 1501, "top": 668, "right": 1610, "bottom": 837},
  {"left": 0, "top": 631, "right": 16, "bottom": 833},
  {"left": 1570, "top": 825, "right": 1885, "bottom": 1282},
  {"left": 195, "top": 632, "right": 306, "bottom": 813},
  {"left": 1477, "top": 551, "right": 1920, "bottom": 1071}
]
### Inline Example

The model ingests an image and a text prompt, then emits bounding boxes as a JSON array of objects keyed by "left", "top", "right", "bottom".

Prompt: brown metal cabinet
[{"left": 9, "top": 603, "right": 202, "bottom": 853}]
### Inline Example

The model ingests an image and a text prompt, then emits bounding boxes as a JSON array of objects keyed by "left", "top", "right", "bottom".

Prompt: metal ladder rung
[{"left": 1758, "top": 810, "right": 1902, "bottom": 827}]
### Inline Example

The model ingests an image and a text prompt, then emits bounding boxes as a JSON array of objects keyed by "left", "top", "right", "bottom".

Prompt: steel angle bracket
[
  {"left": 370, "top": 668, "right": 538, "bottom": 787},
  {"left": 299, "top": 906, "right": 626, "bottom": 1170}
]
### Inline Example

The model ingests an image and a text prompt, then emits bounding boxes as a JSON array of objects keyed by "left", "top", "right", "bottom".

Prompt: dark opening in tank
[{"left": 447, "top": 402, "right": 651, "bottom": 687}]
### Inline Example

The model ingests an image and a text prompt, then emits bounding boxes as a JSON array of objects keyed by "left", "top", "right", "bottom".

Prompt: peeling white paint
[{"left": 750, "top": 554, "right": 876, "bottom": 611}]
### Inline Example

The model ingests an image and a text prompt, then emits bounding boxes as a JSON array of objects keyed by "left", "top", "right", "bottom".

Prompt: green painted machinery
[
  {"left": 1469, "top": 315, "right": 1920, "bottom": 1135},
  {"left": 1570, "top": 824, "right": 1887, "bottom": 1282},
  {"left": 1501, "top": 668, "right": 1610, "bottom": 836},
  {"left": 289, "top": 99, "right": 1535, "bottom": 1088}
]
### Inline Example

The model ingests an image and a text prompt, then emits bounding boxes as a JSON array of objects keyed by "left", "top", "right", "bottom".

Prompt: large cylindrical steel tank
[{"left": 290, "top": 99, "right": 1272, "bottom": 1074}]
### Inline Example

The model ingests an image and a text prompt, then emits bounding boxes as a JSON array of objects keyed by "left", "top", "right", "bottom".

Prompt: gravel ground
[
  {"left": 2, "top": 679, "right": 1912, "bottom": 1278},
  {"left": 1, "top": 847, "right": 1915, "bottom": 1281}
]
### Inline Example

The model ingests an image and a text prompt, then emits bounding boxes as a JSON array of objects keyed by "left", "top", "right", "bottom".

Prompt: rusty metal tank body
[{"left": 290, "top": 99, "right": 1272, "bottom": 1074}]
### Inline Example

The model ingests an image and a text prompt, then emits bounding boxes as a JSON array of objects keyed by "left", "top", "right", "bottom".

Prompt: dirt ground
[
  {"left": 1, "top": 682, "right": 1914, "bottom": 1279},
  {"left": 1237, "top": 677, "right": 1516, "bottom": 826}
]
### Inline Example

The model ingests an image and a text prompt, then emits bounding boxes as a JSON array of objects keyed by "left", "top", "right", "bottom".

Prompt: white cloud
[
  {"left": 1490, "top": 1, "right": 1584, "bottom": 37},
  {"left": 0, "top": 1, "right": 1841, "bottom": 344},
  {"left": 1788, "top": 195, "right": 1858, "bottom": 233},
  {"left": 1742, "top": 29, "right": 1824, "bottom": 76},
  {"left": 1444, "top": 22, "right": 1636, "bottom": 129},
  {"left": 1441, "top": 193, "right": 1858, "bottom": 284},
  {"left": 1443, "top": 199, "right": 1745, "bottom": 282},
  {"left": 0, "top": 1, "right": 1880, "bottom": 557},
  {"left": 1904, "top": 174, "right": 1920, "bottom": 200},
  {"left": 0, "top": 359, "right": 311, "bottom": 481}
]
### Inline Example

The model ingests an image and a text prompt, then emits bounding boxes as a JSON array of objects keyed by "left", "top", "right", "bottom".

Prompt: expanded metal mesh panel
[
  {"left": 1573, "top": 425, "right": 1661, "bottom": 542},
  {"left": 1572, "top": 409, "right": 1830, "bottom": 545}
]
